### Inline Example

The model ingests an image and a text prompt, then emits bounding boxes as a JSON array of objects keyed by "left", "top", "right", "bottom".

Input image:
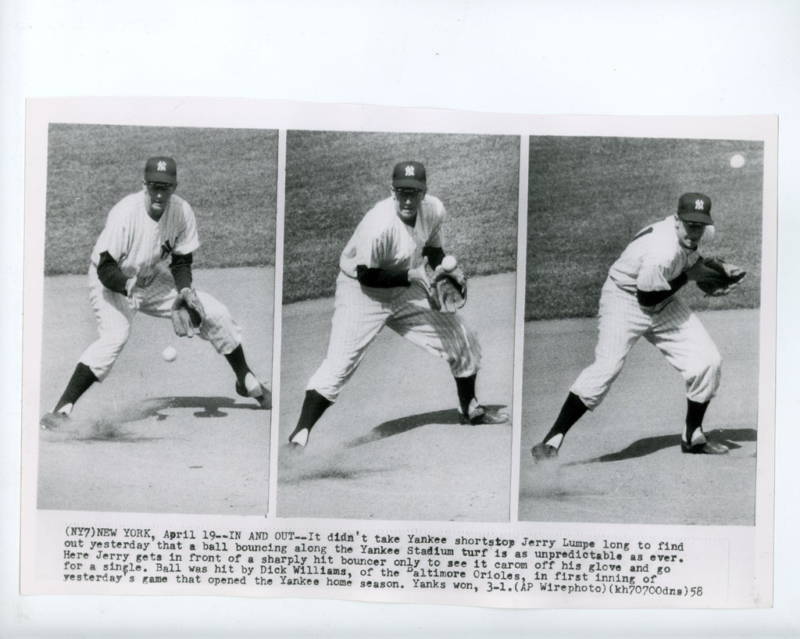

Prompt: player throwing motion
[
  {"left": 531, "top": 193, "right": 746, "bottom": 461},
  {"left": 40, "top": 157, "right": 270, "bottom": 429},
  {"left": 287, "top": 161, "right": 509, "bottom": 447}
]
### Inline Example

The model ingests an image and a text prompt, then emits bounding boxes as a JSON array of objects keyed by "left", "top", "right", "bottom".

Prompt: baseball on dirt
[
  {"left": 441, "top": 255, "right": 458, "bottom": 272},
  {"left": 162, "top": 345, "right": 177, "bottom": 362},
  {"left": 730, "top": 153, "right": 746, "bottom": 168}
]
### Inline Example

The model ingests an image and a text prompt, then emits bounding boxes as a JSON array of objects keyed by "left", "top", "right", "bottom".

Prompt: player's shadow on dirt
[
  {"left": 344, "top": 405, "right": 507, "bottom": 448},
  {"left": 566, "top": 426, "right": 757, "bottom": 465},
  {"left": 145, "top": 396, "right": 263, "bottom": 419}
]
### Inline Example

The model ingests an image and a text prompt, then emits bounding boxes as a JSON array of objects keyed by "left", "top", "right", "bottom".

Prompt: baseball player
[
  {"left": 287, "top": 160, "right": 509, "bottom": 448},
  {"left": 40, "top": 156, "right": 270, "bottom": 429},
  {"left": 531, "top": 193, "right": 740, "bottom": 461}
]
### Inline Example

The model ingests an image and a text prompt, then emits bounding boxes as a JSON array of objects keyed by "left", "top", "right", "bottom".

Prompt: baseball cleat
[
  {"left": 680, "top": 428, "right": 729, "bottom": 455},
  {"left": 40, "top": 411, "right": 69, "bottom": 431},
  {"left": 288, "top": 426, "right": 310, "bottom": 448},
  {"left": 531, "top": 442, "right": 559, "bottom": 462},
  {"left": 680, "top": 440, "right": 729, "bottom": 454},
  {"left": 236, "top": 373, "right": 272, "bottom": 409},
  {"left": 459, "top": 399, "right": 510, "bottom": 425}
]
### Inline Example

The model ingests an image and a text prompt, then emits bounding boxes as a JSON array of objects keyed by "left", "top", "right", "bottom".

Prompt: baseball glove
[
  {"left": 171, "top": 287, "right": 206, "bottom": 337},
  {"left": 429, "top": 263, "right": 468, "bottom": 313},
  {"left": 690, "top": 256, "right": 747, "bottom": 296}
]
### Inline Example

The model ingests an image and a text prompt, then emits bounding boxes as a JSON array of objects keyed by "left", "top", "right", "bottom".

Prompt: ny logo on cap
[
  {"left": 157, "top": 160, "right": 168, "bottom": 172},
  {"left": 405, "top": 165, "right": 415, "bottom": 177},
  {"left": 695, "top": 199, "right": 705, "bottom": 211}
]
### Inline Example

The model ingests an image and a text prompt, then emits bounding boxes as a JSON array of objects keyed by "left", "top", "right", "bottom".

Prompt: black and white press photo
[
  {"left": 278, "top": 131, "right": 519, "bottom": 521},
  {"left": 36, "top": 124, "right": 277, "bottom": 515},
  {"left": 520, "top": 136, "right": 764, "bottom": 525}
]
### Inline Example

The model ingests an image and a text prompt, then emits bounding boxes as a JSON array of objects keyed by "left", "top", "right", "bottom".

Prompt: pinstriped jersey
[
  {"left": 90, "top": 190, "right": 200, "bottom": 288},
  {"left": 339, "top": 195, "right": 445, "bottom": 278},
  {"left": 608, "top": 216, "right": 700, "bottom": 294}
]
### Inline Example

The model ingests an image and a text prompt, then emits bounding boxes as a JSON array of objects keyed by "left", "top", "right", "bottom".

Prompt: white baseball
[
  {"left": 730, "top": 153, "right": 746, "bottom": 168},
  {"left": 441, "top": 255, "right": 458, "bottom": 272},
  {"left": 162, "top": 345, "right": 177, "bottom": 362}
]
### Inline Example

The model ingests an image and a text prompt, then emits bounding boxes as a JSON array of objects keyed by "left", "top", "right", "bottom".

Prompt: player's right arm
[
  {"left": 635, "top": 255, "right": 688, "bottom": 308},
  {"left": 93, "top": 202, "right": 136, "bottom": 296},
  {"left": 96, "top": 252, "right": 132, "bottom": 295},
  {"left": 348, "top": 212, "right": 420, "bottom": 289}
]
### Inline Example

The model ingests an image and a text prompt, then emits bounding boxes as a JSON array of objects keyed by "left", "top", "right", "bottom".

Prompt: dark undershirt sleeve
[
  {"left": 96, "top": 251, "right": 129, "bottom": 295},
  {"left": 170, "top": 252, "right": 193, "bottom": 290},
  {"left": 422, "top": 246, "right": 445, "bottom": 269},
  {"left": 636, "top": 272, "right": 688, "bottom": 307},
  {"left": 355, "top": 265, "right": 410, "bottom": 288}
]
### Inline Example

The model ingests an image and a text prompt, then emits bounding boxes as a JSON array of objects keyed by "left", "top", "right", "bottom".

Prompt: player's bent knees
[
  {"left": 196, "top": 292, "right": 231, "bottom": 326},
  {"left": 447, "top": 335, "right": 481, "bottom": 378},
  {"left": 570, "top": 356, "right": 627, "bottom": 409},
  {"left": 79, "top": 326, "right": 131, "bottom": 381},
  {"left": 684, "top": 348, "right": 723, "bottom": 401},
  {"left": 691, "top": 346, "right": 722, "bottom": 379},
  {"left": 94, "top": 324, "right": 132, "bottom": 354}
]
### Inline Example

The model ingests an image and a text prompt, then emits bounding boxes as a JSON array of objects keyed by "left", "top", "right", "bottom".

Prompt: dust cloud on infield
[
  {"left": 520, "top": 137, "right": 762, "bottom": 526},
  {"left": 279, "top": 132, "right": 519, "bottom": 521},
  {"left": 37, "top": 124, "right": 276, "bottom": 515}
]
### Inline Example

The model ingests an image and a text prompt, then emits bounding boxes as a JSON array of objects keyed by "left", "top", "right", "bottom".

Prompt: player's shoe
[
  {"left": 531, "top": 442, "right": 559, "bottom": 462},
  {"left": 459, "top": 399, "right": 510, "bottom": 425},
  {"left": 288, "top": 426, "right": 310, "bottom": 448},
  {"left": 236, "top": 372, "right": 272, "bottom": 409},
  {"left": 680, "top": 428, "right": 729, "bottom": 455},
  {"left": 40, "top": 411, "right": 69, "bottom": 431}
]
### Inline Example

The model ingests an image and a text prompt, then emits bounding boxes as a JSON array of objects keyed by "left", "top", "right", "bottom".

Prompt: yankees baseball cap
[
  {"left": 144, "top": 156, "right": 178, "bottom": 185},
  {"left": 677, "top": 192, "right": 713, "bottom": 224},
  {"left": 392, "top": 161, "right": 426, "bottom": 190}
]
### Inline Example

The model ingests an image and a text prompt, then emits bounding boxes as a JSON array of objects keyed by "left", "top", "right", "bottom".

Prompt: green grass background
[
  {"left": 526, "top": 137, "right": 764, "bottom": 320},
  {"left": 283, "top": 131, "right": 519, "bottom": 302},
  {"left": 44, "top": 124, "right": 278, "bottom": 274}
]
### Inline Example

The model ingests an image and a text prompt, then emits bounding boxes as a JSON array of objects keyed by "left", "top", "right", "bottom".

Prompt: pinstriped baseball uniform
[
  {"left": 307, "top": 195, "right": 481, "bottom": 402},
  {"left": 571, "top": 216, "right": 721, "bottom": 409},
  {"left": 79, "top": 189, "right": 242, "bottom": 380}
]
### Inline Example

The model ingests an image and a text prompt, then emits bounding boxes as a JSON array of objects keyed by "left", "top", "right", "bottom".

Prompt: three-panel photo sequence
[{"left": 36, "top": 124, "right": 763, "bottom": 527}]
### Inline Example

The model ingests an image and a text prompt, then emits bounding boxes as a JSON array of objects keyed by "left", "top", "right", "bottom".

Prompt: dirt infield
[
  {"left": 519, "top": 308, "right": 758, "bottom": 525},
  {"left": 277, "top": 273, "right": 516, "bottom": 521},
  {"left": 36, "top": 267, "right": 273, "bottom": 515}
]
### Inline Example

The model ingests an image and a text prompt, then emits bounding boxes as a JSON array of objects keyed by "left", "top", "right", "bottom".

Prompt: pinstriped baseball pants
[
  {"left": 571, "top": 278, "right": 722, "bottom": 409},
  {"left": 307, "top": 272, "right": 482, "bottom": 402},
  {"left": 79, "top": 266, "right": 242, "bottom": 380}
]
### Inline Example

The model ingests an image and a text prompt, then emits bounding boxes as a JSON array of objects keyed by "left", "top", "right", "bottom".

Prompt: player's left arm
[
  {"left": 422, "top": 246, "right": 445, "bottom": 269},
  {"left": 423, "top": 202, "right": 446, "bottom": 269},
  {"left": 170, "top": 199, "right": 201, "bottom": 291},
  {"left": 169, "top": 252, "right": 193, "bottom": 290}
]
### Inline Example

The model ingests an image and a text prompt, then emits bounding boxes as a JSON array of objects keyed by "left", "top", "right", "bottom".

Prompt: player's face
[
  {"left": 393, "top": 187, "right": 425, "bottom": 224},
  {"left": 675, "top": 216, "right": 707, "bottom": 249},
  {"left": 145, "top": 181, "right": 176, "bottom": 221}
]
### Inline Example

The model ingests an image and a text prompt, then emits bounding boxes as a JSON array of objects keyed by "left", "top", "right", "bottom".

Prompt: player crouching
[
  {"left": 287, "top": 160, "right": 509, "bottom": 448},
  {"left": 40, "top": 156, "right": 270, "bottom": 430},
  {"left": 531, "top": 193, "right": 746, "bottom": 461}
]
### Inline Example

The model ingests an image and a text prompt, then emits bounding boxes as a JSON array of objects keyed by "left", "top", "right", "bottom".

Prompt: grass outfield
[
  {"left": 526, "top": 137, "right": 764, "bottom": 320},
  {"left": 44, "top": 124, "right": 278, "bottom": 274},
  {"left": 283, "top": 131, "right": 519, "bottom": 302}
]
